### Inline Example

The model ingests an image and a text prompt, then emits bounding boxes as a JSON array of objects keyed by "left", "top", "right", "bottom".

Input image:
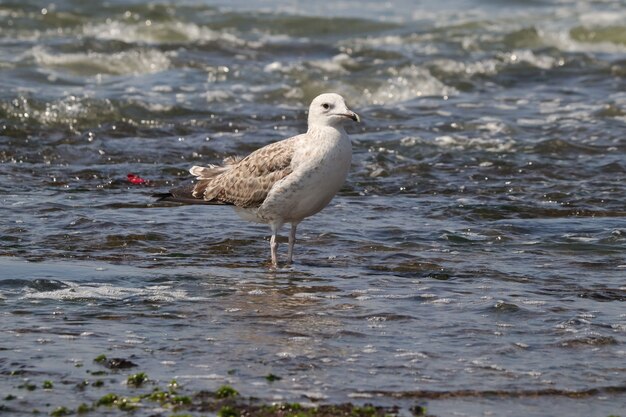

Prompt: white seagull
[{"left": 154, "top": 93, "right": 360, "bottom": 267}]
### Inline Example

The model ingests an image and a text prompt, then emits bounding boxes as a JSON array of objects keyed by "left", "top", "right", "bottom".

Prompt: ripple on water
[{"left": 1, "top": 1, "right": 626, "bottom": 416}]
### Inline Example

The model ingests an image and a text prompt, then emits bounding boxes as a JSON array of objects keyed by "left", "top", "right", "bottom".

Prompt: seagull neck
[{"left": 307, "top": 124, "right": 346, "bottom": 136}]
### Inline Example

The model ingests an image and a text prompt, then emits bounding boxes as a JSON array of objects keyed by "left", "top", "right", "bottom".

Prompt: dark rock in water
[{"left": 104, "top": 358, "right": 137, "bottom": 369}]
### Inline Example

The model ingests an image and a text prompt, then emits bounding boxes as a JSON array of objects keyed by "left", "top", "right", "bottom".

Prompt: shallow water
[{"left": 1, "top": 0, "right": 625, "bottom": 416}]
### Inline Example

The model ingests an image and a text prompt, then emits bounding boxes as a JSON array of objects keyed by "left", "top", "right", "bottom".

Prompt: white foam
[
  {"left": 22, "top": 282, "right": 204, "bottom": 302},
  {"left": 394, "top": 350, "right": 429, "bottom": 359},
  {"left": 431, "top": 58, "right": 499, "bottom": 76},
  {"left": 348, "top": 392, "right": 374, "bottom": 399},
  {"left": 522, "top": 300, "right": 546, "bottom": 306},
  {"left": 30, "top": 46, "right": 171, "bottom": 76},
  {"left": 265, "top": 53, "right": 355, "bottom": 75},
  {"left": 203, "top": 90, "right": 233, "bottom": 103},
  {"left": 292, "top": 293, "right": 321, "bottom": 299},
  {"left": 430, "top": 298, "right": 454, "bottom": 304},
  {"left": 82, "top": 21, "right": 245, "bottom": 46},
  {"left": 499, "top": 50, "right": 561, "bottom": 70},
  {"left": 363, "top": 65, "right": 457, "bottom": 105},
  {"left": 434, "top": 135, "right": 515, "bottom": 152},
  {"left": 350, "top": 33, "right": 440, "bottom": 55}
]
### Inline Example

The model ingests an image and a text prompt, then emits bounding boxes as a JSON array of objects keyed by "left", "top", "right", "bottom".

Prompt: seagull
[{"left": 153, "top": 93, "right": 360, "bottom": 267}]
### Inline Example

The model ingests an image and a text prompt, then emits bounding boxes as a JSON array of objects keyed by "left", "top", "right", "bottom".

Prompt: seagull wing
[{"left": 193, "top": 136, "right": 297, "bottom": 208}]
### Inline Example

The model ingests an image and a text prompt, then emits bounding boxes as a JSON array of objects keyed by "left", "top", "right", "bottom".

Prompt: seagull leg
[
  {"left": 269, "top": 223, "right": 280, "bottom": 268},
  {"left": 270, "top": 233, "right": 278, "bottom": 268},
  {"left": 287, "top": 222, "right": 298, "bottom": 264}
]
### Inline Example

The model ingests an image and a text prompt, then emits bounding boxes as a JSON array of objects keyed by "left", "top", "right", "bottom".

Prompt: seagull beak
[{"left": 338, "top": 111, "right": 360, "bottom": 123}]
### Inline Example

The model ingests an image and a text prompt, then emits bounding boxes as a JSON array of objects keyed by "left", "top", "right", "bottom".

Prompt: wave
[
  {"left": 82, "top": 20, "right": 245, "bottom": 46},
  {"left": 362, "top": 65, "right": 457, "bottom": 105},
  {"left": 1, "top": 3, "right": 624, "bottom": 112},
  {"left": 30, "top": 45, "right": 172, "bottom": 76}
]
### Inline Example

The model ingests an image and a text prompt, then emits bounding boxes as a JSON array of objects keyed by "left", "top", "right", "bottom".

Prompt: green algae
[
  {"left": 93, "top": 354, "right": 107, "bottom": 363},
  {"left": 116, "top": 397, "right": 140, "bottom": 411},
  {"left": 265, "top": 373, "right": 282, "bottom": 382},
  {"left": 215, "top": 385, "right": 239, "bottom": 399},
  {"left": 18, "top": 382, "right": 37, "bottom": 391},
  {"left": 218, "top": 405, "right": 238, "bottom": 417},
  {"left": 50, "top": 406, "right": 70, "bottom": 417},
  {"left": 76, "top": 380, "right": 90, "bottom": 390},
  {"left": 14, "top": 367, "right": 411, "bottom": 417},
  {"left": 95, "top": 393, "right": 140, "bottom": 411},
  {"left": 81, "top": 379, "right": 400, "bottom": 417},
  {"left": 353, "top": 405, "right": 378, "bottom": 416},
  {"left": 127, "top": 372, "right": 148, "bottom": 387},
  {"left": 96, "top": 393, "right": 118, "bottom": 406},
  {"left": 89, "top": 370, "right": 107, "bottom": 376},
  {"left": 250, "top": 403, "right": 399, "bottom": 417},
  {"left": 171, "top": 395, "right": 192, "bottom": 406},
  {"left": 147, "top": 389, "right": 170, "bottom": 402},
  {"left": 410, "top": 405, "right": 428, "bottom": 416},
  {"left": 268, "top": 403, "right": 303, "bottom": 412}
]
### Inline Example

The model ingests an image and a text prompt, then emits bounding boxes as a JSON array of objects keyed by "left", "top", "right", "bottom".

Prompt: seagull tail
[
  {"left": 151, "top": 184, "right": 232, "bottom": 206},
  {"left": 189, "top": 165, "right": 229, "bottom": 179},
  {"left": 189, "top": 156, "right": 240, "bottom": 179}
]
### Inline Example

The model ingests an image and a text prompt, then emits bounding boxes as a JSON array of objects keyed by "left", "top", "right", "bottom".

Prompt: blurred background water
[{"left": 1, "top": 0, "right": 625, "bottom": 416}]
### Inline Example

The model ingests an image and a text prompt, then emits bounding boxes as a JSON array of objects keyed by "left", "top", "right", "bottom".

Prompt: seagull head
[{"left": 307, "top": 93, "right": 360, "bottom": 128}]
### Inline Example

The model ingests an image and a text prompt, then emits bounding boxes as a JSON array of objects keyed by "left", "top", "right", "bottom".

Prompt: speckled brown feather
[{"left": 192, "top": 137, "right": 296, "bottom": 208}]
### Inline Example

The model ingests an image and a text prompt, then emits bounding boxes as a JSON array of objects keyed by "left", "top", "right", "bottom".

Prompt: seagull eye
[{"left": 322, "top": 103, "right": 330, "bottom": 110}]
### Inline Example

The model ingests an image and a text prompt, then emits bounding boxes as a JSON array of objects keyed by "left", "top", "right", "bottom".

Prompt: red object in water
[{"left": 127, "top": 173, "right": 148, "bottom": 185}]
